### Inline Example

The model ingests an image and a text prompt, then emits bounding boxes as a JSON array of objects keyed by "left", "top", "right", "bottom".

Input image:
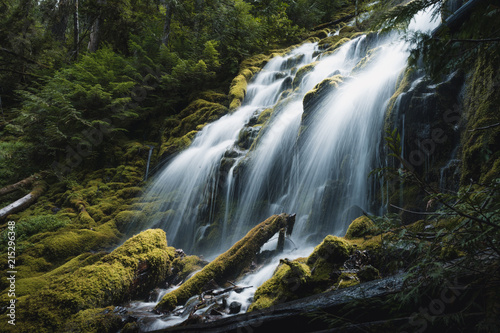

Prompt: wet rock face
[
  {"left": 229, "top": 301, "right": 242, "bottom": 314},
  {"left": 391, "top": 70, "right": 464, "bottom": 180},
  {"left": 384, "top": 69, "right": 465, "bottom": 223}
]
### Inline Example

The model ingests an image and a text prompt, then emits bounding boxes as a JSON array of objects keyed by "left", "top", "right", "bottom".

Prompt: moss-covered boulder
[
  {"left": 248, "top": 259, "right": 311, "bottom": 312},
  {"left": 160, "top": 99, "right": 228, "bottom": 157},
  {"left": 344, "top": 216, "right": 377, "bottom": 239},
  {"left": 64, "top": 307, "right": 123, "bottom": 333},
  {"left": 292, "top": 61, "right": 319, "bottom": 90},
  {"left": 357, "top": 265, "right": 381, "bottom": 282},
  {"left": 0, "top": 229, "right": 174, "bottom": 332},
  {"left": 307, "top": 235, "right": 351, "bottom": 267},
  {"left": 302, "top": 75, "right": 343, "bottom": 123},
  {"left": 307, "top": 235, "right": 352, "bottom": 286}
]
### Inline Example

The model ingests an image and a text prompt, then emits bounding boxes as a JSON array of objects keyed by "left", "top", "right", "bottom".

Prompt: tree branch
[{"left": 468, "top": 122, "right": 500, "bottom": 132}]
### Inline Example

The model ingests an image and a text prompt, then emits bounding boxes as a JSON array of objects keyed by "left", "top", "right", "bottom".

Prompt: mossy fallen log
[
  {"left": 0, "top": 181, "right": 46, "bottom": 221},
  {"left": 0, "top": 173, "right": 41, "bottom": 197},
  {"left": 154, "top": 213, "right": 295, "bottom": 313},
  {"left": 0, "top": 229, "right": 175, "bottom": 332}
]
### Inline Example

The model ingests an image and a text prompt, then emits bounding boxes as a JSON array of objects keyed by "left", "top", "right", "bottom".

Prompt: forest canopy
[{"left": 0, "top": 0, "right": 353, "bottom": 184}]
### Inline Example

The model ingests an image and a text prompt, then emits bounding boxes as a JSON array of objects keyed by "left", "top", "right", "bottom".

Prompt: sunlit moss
[
  {"left": 248, "top": 259, "right": 311, "bottom": 311},
  {"left": 344, "top": 216, "right": 377, "bottom": 239},
  {"left": 2, "top": 229, "right": 174, "bottom": 332}
]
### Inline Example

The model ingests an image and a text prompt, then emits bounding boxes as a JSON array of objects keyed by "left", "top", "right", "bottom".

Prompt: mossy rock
[
  {"left": 309, "top": 29, "right": 330, "bottom": 39},
  {"left": 302, "top": 75, "right": 343, "bottom": 123},
  {"left": 351, "top": 47, "right": 382, "bottom": 75},
  {"left": 114, "top": 210, "right": 147, "bottom": 234},
  {"left": 317, "top": 35, "right": 344, "bottom": 50},
  {"left": 255, "top": 108, "right": 273, "bottom": 126},
  {"left": 160, "top": 99, "right": 228, "bottom": 157},
  {"left": 339, "top": 25, "right": 358, "bottom": 34},
  {"left": 357, "top": 265, "right": 381, "bottom": 282},
  {"left": 318, "top": 38, "right": 352, "bottom": 59},
  {"left": 344, "top": 216, "right": 377, "bottom": 239},
  {"left": 229, "top": 74, "right": 249, "bottom": 110},
  {"left": 30, "top": 221, "right": 120, "bottom": 262},
  {"left": 292, "top": 61, "right": 319, "bottom": 90},
  {"left": 248, "top": 259, "right": 311, "bottom": 312},
  {"left": 307, "top": 235, "right": 351, "bottom": 267},
  {"left": 64, "top": 307, "right": 123, "bottom": 333},
  {"left": 306, "top": 236, "right": 352, "bottom": 289}
]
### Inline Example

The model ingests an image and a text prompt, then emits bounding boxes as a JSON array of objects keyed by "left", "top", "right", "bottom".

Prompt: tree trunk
[
  {"left": 88, "top": 16, "right": 101, "bottom": 52},
  {"left": 73, "top": 0, "right": 79, "bottom": 58},
  {"left": 0, "top": 182, "right": 46, "bottom": 221},
  {"left": 0, "top": 174, "right": 40, "bottom": 197},
  {"left": 154, "top": 214, "right": 296, "bottom": 313},
  {"left": 162, "top": 0, "right": 175, "bottom": 47}
]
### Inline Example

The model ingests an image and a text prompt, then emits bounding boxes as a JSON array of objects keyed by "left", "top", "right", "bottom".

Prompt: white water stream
[{"left": 130, "top": 7, "right": 440, "bottom": 331}]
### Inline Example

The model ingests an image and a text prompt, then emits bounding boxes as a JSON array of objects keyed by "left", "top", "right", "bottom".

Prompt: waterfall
[{"left": 137, "top": 7, "right": 440, "bottom": 255}]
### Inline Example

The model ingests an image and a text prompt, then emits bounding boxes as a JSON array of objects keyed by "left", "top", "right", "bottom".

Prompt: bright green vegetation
[
  {"left": 0, "top": 229, "right": 175, "bottom": 332},
  {"left": 0, "top": 0, "right": 498, "bottom": 331},
  {"left": 344, "top": 215, "right": 377, "bottom": 239}
]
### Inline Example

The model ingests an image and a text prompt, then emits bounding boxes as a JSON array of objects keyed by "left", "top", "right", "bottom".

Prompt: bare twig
[{"left": 468, "top": 122, "right": 500, "bottom": 132}]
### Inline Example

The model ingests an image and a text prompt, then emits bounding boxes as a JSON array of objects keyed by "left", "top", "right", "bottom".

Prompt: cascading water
[
  {"left": 126, "top": 6, "right": 443, "bottom": 332},
  {"left": 138, "top": 6, "right": 440, "bottom": 256}
]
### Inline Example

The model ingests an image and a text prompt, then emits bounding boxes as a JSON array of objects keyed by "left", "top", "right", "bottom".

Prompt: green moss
[
  {"left": 197, "top": 90, "right": 229, "bottom": 105},
  {"left": 293, "top": 61, "right": 319, "bottom": 90},
  {"left": 25, "top": 221, "right": 120, "bottom": 262},
  {"left": 10, "top": 229, "right": 174, "bottom": 332},
  {"left": 357, "top": 265, "right": 381, "bottom": 282},
  {"left": 344, "top": 216, "right": 377, "bottom": 239},
  {"left": 114, "top": 210, "right": 147, "bottom": 234},
  {"left": 249, "top": 259, "right": 311, "bottom": 312},
  {"left": 0, "top": 214, "right": 70, "bottom": 246},
  {"left": 352, "top": 47, "right": 382, "bottom": 74},
  {"left": 160, "top": 99, "right": 228, "bottom": 157},
  {"left": 461, "top": 46, "right": 500, "bottom": 184},
  {"left": 65, "top": 307, "right": 123, "bottom": 333},
  {"left": 155, "top": 214, "right": 294, "bottom": 312},
  {"left": 318, "top": 38, "right": 352, "bottom": 59},
  {"left": 160, "top": 130, "right": 198, "bottom": 157},
  {"left": 239, "top": 54, "right": 270, "bottom": 73},
  {"left": 305, "top": 235, "right": 352, "bottom": 289},
  {"left": 302, "top": 75, "right": 343, "bottom": 123},
  {"left": 256, "top": 108, "right": 273, "bottom": 126},
  {"left": 77, "top": 210, "right": 97, "bottom": 228},
  {"left": 116, "top": 187, "right": 143, "bottom": 199},
  {"left": 229, "top": 74, "right": 249, "bottom": 110},
  {"left": 172, "top": 255, "right": 207, "bottom": 281},
  {"left": 307, "top": 235, "right": 351, "bottom": 267},
  {"left": 317, "top": 35, "right": 344, "bottom": 50},
  {"left": 336, "top": 272, "right": 359, "bottom": 289},
  {"left": 339, "top": 25, "right": 358, "bottom": 34}
]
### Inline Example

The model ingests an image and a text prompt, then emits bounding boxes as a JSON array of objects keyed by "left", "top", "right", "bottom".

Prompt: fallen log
[
  {"left": 154, "top": 213, "right": 295, "bottom": 313},
  {"left": 0, "top": 173, "right": 40, "bottom": 197},
  {"left": 153, "top": 273, "right": 406, "bottom": 333},
  {"left": 0, "top": 181, "right": 46, "bottom": 221}
]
